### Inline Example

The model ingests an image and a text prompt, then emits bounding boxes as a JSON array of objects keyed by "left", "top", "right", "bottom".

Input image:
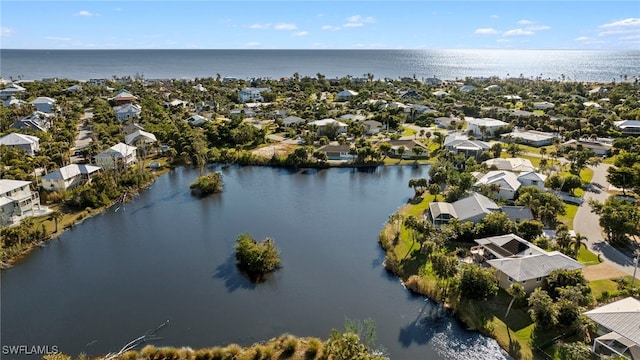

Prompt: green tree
[
  {"left": 458, "top": 264, "right": 498, "bottom": 300},
  {"left": 590, "top": 198, "right": 640, "bottom": 245},
  {"left": 528, "top": 288, "right": 559, "bottom": 329},
  {"left": 190, "top": 172, "right": 223, "bottom": 197},
  {"left": 234, "top": 233, "right": 281, "bottom": 277},
  {"left": 607, "top": 166, "right": 636, "bottom": 195},
  {"left": 48, "top": 210, "right": 63, "bottom": 234},
  {"left": 516, "top": 219, "right": 544, "bottom": 242}
]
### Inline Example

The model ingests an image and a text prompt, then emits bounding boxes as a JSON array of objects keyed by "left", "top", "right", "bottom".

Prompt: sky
[{"left": 1, "top": 1, "right": 639, "bottom": 50}]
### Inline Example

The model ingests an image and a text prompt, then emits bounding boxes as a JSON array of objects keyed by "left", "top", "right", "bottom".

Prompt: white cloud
[
  {"left": 503, "top": 29, "right": 534, "bottom": 36},
  {"left": 599, "top": 18, "right": 640, "bottom": 28},
  {"left": 496, "top": 39, "right": 511, "bottom": 43},
  {"left": 574, "top": 36, "right": 606, "bottom": 45},
  {"left": 518, "top": 19, "right": 534, "bottom": 25},
  {"left": 274, "top": 23, "right": 297, "bottom": 30},
  {"left": 292, "top": 31, "right": 308, "bottom": 37},
  {"left": 250, "top": 23, "right": 271, "bottom": 29},
  {"left": 475, "top": 28, "right": 500, "bottom": 35},
  {"left": 114, "top": 7, "right": 123, "bottom": 12},
  {"left": 246, "top": 41, "right": 261, "bottom": 47},
  {"left": 321, "top": 25, "right": 340, "bottom": 31},
  {"left": 343, "top": 15, "right": 375, "bottom": 28},
  {"left": 1, "top": 27, "right": 15, "bottom": 37},
  {"left": 74, "top": 10, "right": 97, "bottom": 17},
  {"left": 490, "top": 14, "right": 499, "bottom": 19},
  {"left": 527, "top": 25, "right": 550, "bottom": 31},
  {"left": 575, "top": 36, "right": 591, "bottom": 42},
  {"left": 45, "top": 36, "right": 72, "bottom": 41}
]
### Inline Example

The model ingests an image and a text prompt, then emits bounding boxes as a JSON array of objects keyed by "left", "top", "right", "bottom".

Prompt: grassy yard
[
  {"left": 402, "top": 126, "right": 417, "bottom": 137},
  {"left": 577, "top": 247, "right": 600, "bottom": 266},
  {"left": 557, "top": 203, "right": 579, "bottom": 229},
  {"left": 589, "top": 275, "right": 634, "bottom": 299}
]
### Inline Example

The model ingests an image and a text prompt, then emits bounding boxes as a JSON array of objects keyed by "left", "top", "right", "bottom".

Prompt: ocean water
[{"left": 1, "top": 49, "right": 639, "bottom": 83}]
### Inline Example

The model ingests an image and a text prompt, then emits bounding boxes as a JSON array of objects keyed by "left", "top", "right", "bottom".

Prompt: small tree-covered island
[{"left": 0, "top": 73, "right": 639, "bottom": 359}]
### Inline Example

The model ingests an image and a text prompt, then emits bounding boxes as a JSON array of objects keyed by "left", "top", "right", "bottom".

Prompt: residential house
[
  {"left": 66, "top": 84, "right": 83, "bottom": 93},
  {"left": 504, "top": 95, "right": 522, "bottom": 101},
  {"left": 123, "top": 122, "right": 145, "bottom": 135},
  {"left": 87, "top": 79, "right": 108, "bottom": 87},
  {"left": 0, "top": 83, "right": 26, "bottom": 100},
  {"left": 12, "top": 111, "right": 53, "bottom": 132},
  {"left": 500, "top": 206, "right": 534, "bottom": 223},
  {"left": 584, "top": 297, "right": 640, "bottom": 359},
  {"left": 483, "top": 158, "right": 536, "bottom": 173},
  {"left": 459, "top": 84, "right": 477, "bottom": 92},
  {"left": 29, "top": 97, "right": 56, "bottom": 113},
  {"left": 111, "top": 89, "right": 138, "bottom": 105},
  {"left": 125, "top": 130, "right": 157, "bottom": 146},
  {"left": 561, "top": 139, "right": 612, "bottom": 156},
  {"left": 94, "top": 143, "right": 137, "bottom": 170},
  {"left": 501, "top": 129, "right": 558, "bottom": 147},
  {"left": 517, "top": 171, "right": 548, "bottom": 190},
  {"left": 164, "top": 99, "right": 188, "bottom": 109},
  {"left": 114, "top": 103, "right": 142, "bottom": 122},
  {"left": 432, "top": 90, "right": 450, "bottom": 98},
  {"left": 465, "top": 117, "right": 509, "bottom": 139},
  {"left": 336, "top": 90, "right": 358, "bottom": 101},
  {"left": 307, "top": 119, "right": 348, "bottom": 136},
  {"left": 424, "top": 77, "right": 442, "bottom": 86},
  {"left": 533, "top": 101, "right": 555, "bottom": 110},
  {"left": 282, "top": 115, "right": 305, "bottom": 127},
  {"left": 472, "top": 233, "right": 584, "bottom": 293},
  {"left": 588, "top": 86, "right": 609, "bottom": 97},
  {"left": 400, "top": 89, "right": 421, "bottom": 100},
  {"left": 0, "top": 179, "right": 42, "bottom": 226},
  {"left": 484, "top": 85, "right": 502, "bottom": 91},
  {"left": 0, "top": 133, "right": 40, "bottom": 156},
  {"left": 186, "top": 114, "right": 208, "bottom": 126},
  {"left": 41, "top": 164, "right": 102, "bottom": 192},
  {"left": 238, "top": 87, "right": 270, "bottom": 103},
  {"left": 363, "top": 120, "right": 383, "bottom": 135},
  {"left": 428, "top": 192, "right": 501, "bottom": 226},
  {"left": 340, "top": 114, "right": 366, "bottom": 122},
  {"left": 443, "top": 134, "right": 490, "bottom": 159},
  {"left": 193, "top": 84, "right": 208, "bottom": 92},
  {"left": 614, "top": 120, "right": 640, "bottom": 135},
  {"left": 410, "top": 104, "right": 436, "bottom": 115},
  {"left": 2, "top": 97, "right": 26, "bottom": 107},
  {"left": 473, "top": 170, "right": 521, "bottom": 200},
  {"left": 316, "top": 144, "right": 355, "bottom": 161},
  {"left": 387, "top": 140, "right": 429, "bottom": 159}
]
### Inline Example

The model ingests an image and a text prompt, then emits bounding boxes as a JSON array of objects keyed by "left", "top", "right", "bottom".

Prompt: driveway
[
  {"left": 70, "top": 110, "right": 94, "bottom": 163},
  {"left": 573, "top": 163, "right": 639, "bottom": 278}
]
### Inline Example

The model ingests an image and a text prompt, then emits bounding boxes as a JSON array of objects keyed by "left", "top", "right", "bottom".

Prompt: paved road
[
  {"left": 70, "top": 110, "right": 94, "bottom": 163},
  {"left": 573, "top": 163, "right": 639, "bottom": 278}
]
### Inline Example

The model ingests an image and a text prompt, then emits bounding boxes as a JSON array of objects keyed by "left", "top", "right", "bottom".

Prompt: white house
[
  {"left": 465, "top": 117, "right": 509, "bottom": 139},
  {"left": 614, "top": 120, "right": 640, "bottom": 135},
  {"left": 517, "top": 171, "right": 548, "bottom": 189},
  {"left": 0, "top": 179, "right": 42, "bottom": 226},
  {"left": 12, "top": 111, "right": 53, "bottom": 132},
  {"left": 444, "top": 134, "right": 490, "bottom": 159},
  {"left": 0, "top": 83, "right": 26, "bottom": 100},
  {"left": 435, "top": 117, "right": 458, "bottom": 128},
  {"left": 66, "top": 84, "right": 83, "bottom": 93},
  {"left": 432, "top": 90, "right": 450, "bottom": 97},
  {"left": 41, "top": 164, "right": 102, "bottom": 192},
  {"left": 483, "top": 158, "right": 536, "bottom": 173},
  {"left": 2, "top": 97, "right": 26, "bottom": 108},
  {"left": 94, "top": 143, "right": 137, "bottom": 170},
  {"left": 459, "top": 84, "right": 477, "bottom": 92},
  {"left": 428, "top": 192, "right": 500, "bottom": 226},
  {"left": 501, "top": 129, "right": 558, "bottom": 147},
  {"left": 474, "top": 170, "right": 521, "bottom": 200},
  {"left": 0, "top": 133, "right": 40, "bottom": 156},
  {"left": 316, "top": 144, "right": 355, "bottom": 161},
  {"left": 29, "top": 97, "right": 57, "bottom": 113},
  {"left": 88, "top": 79, "right": 108, "bottom": 87},
  {"left": 282, "top": 115, "right": 305, "bottom": 127},
  {"left": 584, "top": 297, "right": 640, "bottom": 359},
  {"left": 363, "top": 120, "right": 383, "bottom": 135},
  {"left": 186, "top": 114, "right": 208, "bottom": 126},
  {"left": 238, "top": 87, "right": 270, "bottom": 103},
  {"left": 307, "top": 119, "right": 348, "bottom": 136},
  {"left": 114, "top": 103, "right": 142, "bottom": 122},
  {"left": 336, "top": 90, "right": 358, "bottom": 101},
  {"left": 125, "top": 130, "right": 157, "bottom": 146}
]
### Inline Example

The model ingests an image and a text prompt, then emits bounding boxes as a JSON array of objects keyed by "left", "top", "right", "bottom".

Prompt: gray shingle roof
[
  {"left": 487, "top": 251, "right": 584, "bottom": 282},
  {"left": 452, "top": 192, "right": 500, "bottom": 222}
]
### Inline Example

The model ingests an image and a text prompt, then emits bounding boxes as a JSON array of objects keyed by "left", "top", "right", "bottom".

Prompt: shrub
[
  {"left": 190, "top": 172, "right": 223, "bottom": 197},
  {"left": 305, "top": 338, "right": 323, "bottom": 359}
]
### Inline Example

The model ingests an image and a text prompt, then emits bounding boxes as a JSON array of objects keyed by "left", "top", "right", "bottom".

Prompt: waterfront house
[
  {"left": 0, "top": 179, "right": 42, "bottom": 226},
  {"left": 387, "top": 140, "right": 429, "bottom": 159},
  {"left": 473, "top": 170, "right": 521, "bottom": 200},
  {"left": 0, "top": 133, "right": 40, "bottom": 156},
  {"left": 427, "top": 192, "right": 500, "bottom": 226},
  {"left": 29, "top": 97, "right": 56, "bottom": 113},
  {"left": 424, "top": 77, "right": 442, "bottom": 86},
  {"left": 443, "top": 134, "right": 490, "bottom": 159},
  {"left": 307, "top": 119, "right": 348, "bottom": 136},
  {"left": 114, "top": 103, "right": 142, "bottom": 122},
  {"left": 336, "top": 90, "right": 358, "bottom": 101},
  {"left": 316, "top": 144, "right": 355, "bottom": 161},
  {"left": 238, "top": 87, "right": 270, "bottom": 103},
  {"left": 483, "top": 158, "right": 536, "bottom": 173},
  {"left": 0, "top": 83, "right": 26, "bottom": 100},
  {"left": 584, "top": 297, "right": 640, "bottom": 359},
  {"left": 471, "top": 233, "right": 584, "bottom": 293},
  {"left": 12, "top": 111, "right": 53, "bottom": 132},
  {"left": 41, "top": 164, "right": 102, "bottom": 192},
  {"left": 465, "top": 117, "right": 509, "bottom": 139},
  {"left": 614, "top": 120, "right": 640, "bottom": 135},
  {"left": 88, "top": 79, "right": 108, "bottom": 87},
  {"left": 94, "top": 143, "right": 137, "bottom": 170}
]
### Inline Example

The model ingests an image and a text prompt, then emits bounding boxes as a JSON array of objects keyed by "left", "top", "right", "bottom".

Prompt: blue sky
[{"left": 1, "top": 1, "right": 639, "bottom": 50}]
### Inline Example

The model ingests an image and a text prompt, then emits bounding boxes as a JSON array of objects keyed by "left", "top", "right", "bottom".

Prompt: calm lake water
[{"left": 1, "top": 165, "right": 508, "bottom": 359}]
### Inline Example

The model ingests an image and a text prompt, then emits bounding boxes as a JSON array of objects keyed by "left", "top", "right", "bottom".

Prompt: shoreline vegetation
[{"left": 2, "top": 74, "right": 639, "bottom": 359}]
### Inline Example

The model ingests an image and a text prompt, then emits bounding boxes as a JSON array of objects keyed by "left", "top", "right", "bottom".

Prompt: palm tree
[
  {"left": 48, "top": 210, "right": 63, "bottom": 234},
  {"left": 571, "top": 233, "right": 588, "bottom": 257}
]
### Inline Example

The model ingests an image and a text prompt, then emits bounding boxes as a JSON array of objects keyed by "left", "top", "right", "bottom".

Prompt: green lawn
[
  {"left": 589, "top": 278, "right": 621, "bottom": 299},
  {"left": 577, "top": 247, "right": 600, "bottom": 266},
  {"left": 558, "top": 203, "right": 579, "bottom": 230},
  {"left": 402, "top": 127, "right": 416, "bottom": 137}
]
